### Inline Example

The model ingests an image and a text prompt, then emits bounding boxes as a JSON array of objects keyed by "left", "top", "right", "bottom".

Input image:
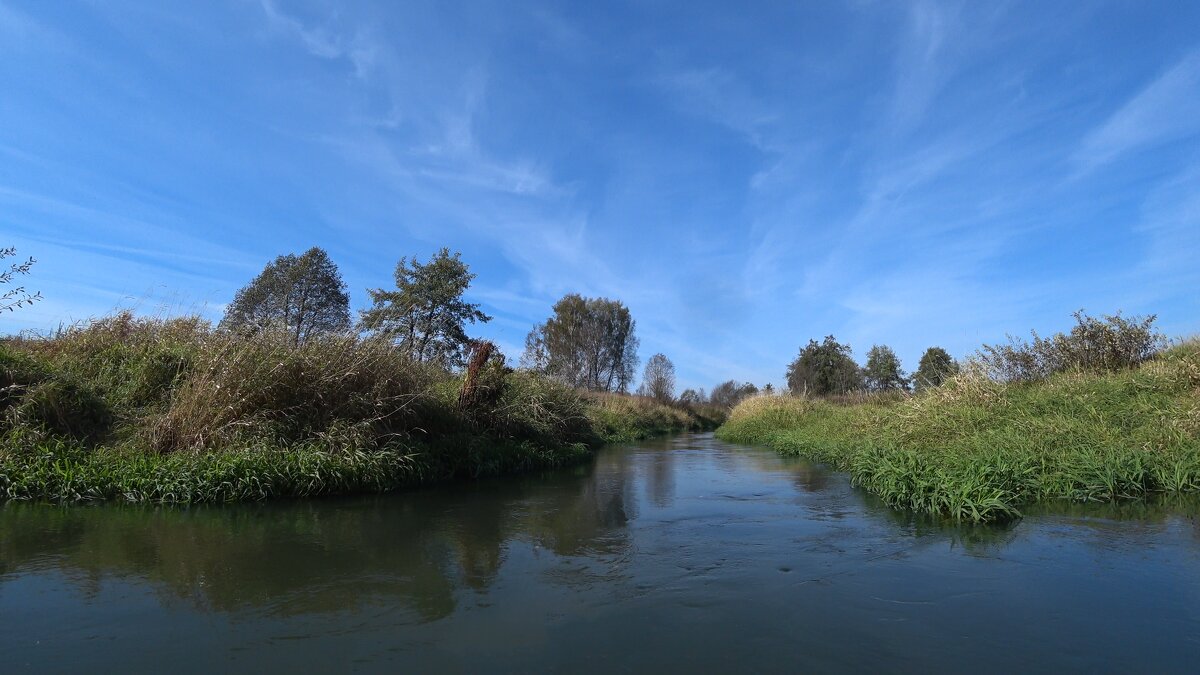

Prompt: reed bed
[
  {"left": 717, "top": 340, "right": 1200, "bottom": 523},
  {"left": 0, "top": 313, "right": 713, "bottom": 504}
]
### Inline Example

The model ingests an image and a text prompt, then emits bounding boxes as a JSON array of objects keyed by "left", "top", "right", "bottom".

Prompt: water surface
[{"left": 2, "top": 433, "right": 1198, "bottom": 672}]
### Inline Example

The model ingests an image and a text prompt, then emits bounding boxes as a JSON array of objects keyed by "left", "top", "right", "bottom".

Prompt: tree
[
  {"left": 641, "top": 353, "right": 676, "bottom": 402},
  {"left": 786, "top": 336, "right": 864, "bottom": 396},
  {"left": 679, "top": 388, "right": 706, "bottom": 406},
  {"left": 863, "top": 344, "right": 908, "bottom": 392},
  {"left": 1, "top": 247, "right": 41, "bottom": 313},
  {"left": 522, "top": 294, "right": 639, "bottom": 392},
  {"left": 220, "top": 247, "right": 350, "bottom": 346},
  {"left": 912, "top": 346, "right": 958, "bottom": 390},
  {"left": 359, "top": 248, "right": 491, "bottom": 368},
  {"left": 762, "top": 383, "right": 775, "bottom": 395},
  {"left": 710, "top": 380, "right": 758, "bottom": 408}
]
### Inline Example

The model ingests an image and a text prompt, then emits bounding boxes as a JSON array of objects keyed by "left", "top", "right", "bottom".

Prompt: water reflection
[
  {"left": 0, "top": 446, "right": 649, "bottom": 620},
  {"left": 1, "top": 433, "right": 1198, "bottom": 631}
]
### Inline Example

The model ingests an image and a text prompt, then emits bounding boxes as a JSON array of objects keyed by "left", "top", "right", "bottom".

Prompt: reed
[
  {"left": 717, "top": 339, "right": 1200, "bottom": 523},
  {"left": 0, "top": 313, "right": 713, "bottom": 503}
]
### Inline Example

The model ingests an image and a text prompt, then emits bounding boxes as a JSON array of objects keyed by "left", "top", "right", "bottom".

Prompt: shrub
[{"left": 977, "top": 310, "right": 1164, "bottom": 382}]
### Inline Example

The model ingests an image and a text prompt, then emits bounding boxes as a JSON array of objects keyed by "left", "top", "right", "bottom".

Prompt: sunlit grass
[
  {"left": 0, "top": 313, "right": 715, "bottom": 503},
  {"left": 718, "top": 340, "right": 1200, "bottom": 523}
]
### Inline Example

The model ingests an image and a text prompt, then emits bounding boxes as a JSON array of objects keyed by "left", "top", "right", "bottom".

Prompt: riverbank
[
  {"left": 0, "top": 314, "right": 720, "bottom": 503},
  {"left": 717, "top": 340, "right": 1200, "bottom": 523}
]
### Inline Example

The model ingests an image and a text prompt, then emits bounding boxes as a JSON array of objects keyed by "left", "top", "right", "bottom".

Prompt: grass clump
[
  {"left": 718, "top": 340, "right": 1200, "bottom": 523},
  {"left": 0, "top": 314, "right": 707, "bottom": 504}
]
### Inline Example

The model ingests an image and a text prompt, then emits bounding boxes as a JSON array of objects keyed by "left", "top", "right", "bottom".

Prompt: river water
[{"left": 2, "top": 433, "right": 1198, "bottom": 672}]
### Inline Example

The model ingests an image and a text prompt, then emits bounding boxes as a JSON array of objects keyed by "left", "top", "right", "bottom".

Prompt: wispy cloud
[
  {"left": 889, "top": 0, "right": 956, "bottom": 133},
  {"left": 5, "top": 1, "right": 1200, "bottom": 390},
  {"left": 655, "top": 66, "right": 778, "bottom": 150},
  {"left": 1133, "top": 163, "right": 1200, "bottom": 286},
  {"left": 1073, "top": 50, "right": 1200, "bottom": 174},
  {"left": 258, "top": 0, "right": 377, "bottom": 77}
]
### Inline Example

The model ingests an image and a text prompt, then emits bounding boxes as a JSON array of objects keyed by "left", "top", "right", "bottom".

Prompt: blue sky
[{"left": 2, "top": 1, "right": 1198, "bottom": 392}]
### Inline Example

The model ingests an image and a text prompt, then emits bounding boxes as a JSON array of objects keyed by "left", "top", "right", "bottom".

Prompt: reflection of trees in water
[
  {"left": 0, "top": 454, "right": 638, "bottom": 621},
  {"left": 524, "top": 451, "right": 637, "bottom": 558},
  {"left": 645, "top": 451, "right": 676, "bottom": 508},
  {"left": 8, "top": 444, "right": 1192, "bottom": 623},
  {"left": 0, "top": 502, "right": 461, "bottom": 620}
]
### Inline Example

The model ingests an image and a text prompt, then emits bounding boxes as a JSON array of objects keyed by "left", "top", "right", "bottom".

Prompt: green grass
[
  {"left": 717, "top": 340, "right": 1200, "bottom": 523},
  {"left": 0, "top": 313, "right": 717, "bottom": 504},
  {"left": 584, "top": 392, "right": 724, "bottom": 443}
]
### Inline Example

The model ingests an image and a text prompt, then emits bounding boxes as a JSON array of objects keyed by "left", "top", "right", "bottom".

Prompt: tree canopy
[
  {"left": 640, "top": 353, "right": 676, "bottom": 402},
  {"left": 359, "top": 248, "right": 491, "bottom": 368},
  {"left": 522, "top": 294, "right": 639, "bottom": 392},
  {"left": 863, "top": 344, "right": 908, "bottom": 391},
  {"left": 220, "top": 247, "right": 350, "bottom": 345},
  {"left": 786, "top": 336, "right": 864, "bottom": 396},
  {"left": 709, "top": 380, "right": 758, "bottom": 408},
  {"left": 1, "top": 247, "right": 41, "bottom": 314},
  {"left": 912, "top": 346, "right": 958, "bottom": 390}
]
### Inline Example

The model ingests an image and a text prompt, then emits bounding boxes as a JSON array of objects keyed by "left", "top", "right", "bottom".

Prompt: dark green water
[{"left": 2, "top": 433, "right": 1199, "bottom": 673}]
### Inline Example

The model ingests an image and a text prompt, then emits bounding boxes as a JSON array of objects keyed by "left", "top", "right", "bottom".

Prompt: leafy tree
[
  {"left": 522, "top": 294, "right": 639, "bottom": 392},
  {"left": 710, "top": 380, "right": 758, "bottom": 408},
  {"left": 679, "top": 388, "right": 706, "bottom": 406},
  {"left": 1, "top": 247, "right": 41, "bottom": 313},
  {"left": 762, "top": 383, "right": 775, "bottom": 395},
  {"left": 863, "top": 344, "right": 908, "bottom": 392},
  {"left": 640, "top": 353, "right": 676, "bottom": 402},
  {"left": 912, "top": 346, "right": 958, "bottom": 390},
  {"left": 359, "top": 248, "right": 491, "bottom": 368},
  {"left": 220, "top": 247, "right": 350, "bottom": 346},
  {"left": 786, "top": 336, "right": 864, "bottom": 396}
]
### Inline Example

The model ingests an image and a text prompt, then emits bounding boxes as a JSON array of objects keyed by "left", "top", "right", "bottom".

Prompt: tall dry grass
[{"left": 1, "top": 313, "right": 708, "bottom": 503}]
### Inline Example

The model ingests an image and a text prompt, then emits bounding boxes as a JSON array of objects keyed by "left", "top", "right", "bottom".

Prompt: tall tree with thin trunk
[
  {"left": 359, "top": 248, "right": 491, "bottom": 368},
  {"left": 522, "top": 294, "right": 639, "bottom": 392},
  {"left": 220, "top": 247, "right": 350, "bottom": 346},
  {"left": 641, "top": 353, "right": 676, "bottom": 402}
]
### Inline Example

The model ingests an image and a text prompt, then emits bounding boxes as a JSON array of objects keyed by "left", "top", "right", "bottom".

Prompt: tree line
[
  {"left": 778, "top": 309, "right": 1159, "bottom": 397},
  {"left": 215, "top": 246, "right": 675, "bottom": 396},
  {"left": 17, "top": 242, "right": 1147, "bottom": 405},
  {"left": 783, "top": 336, "right": 958, "bottom": 396},
  {"left": 1, "top": 241, "right": 949, "bottom": 407}
]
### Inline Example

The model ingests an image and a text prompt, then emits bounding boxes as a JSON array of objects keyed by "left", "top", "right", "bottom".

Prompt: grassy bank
[
  {"left": 0, "top": 314, "right": 718, "bottom": 504},
  {"left": 717, "top": 340, "right": 1200, "bottom": 523}
]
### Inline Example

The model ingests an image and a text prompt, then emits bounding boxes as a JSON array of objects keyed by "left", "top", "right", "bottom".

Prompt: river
[{"left": 2, "top": 433, "right": 1198, "bottom": 672}]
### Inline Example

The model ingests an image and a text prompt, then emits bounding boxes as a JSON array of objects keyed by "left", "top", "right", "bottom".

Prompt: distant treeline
[
  {"left": 204, "top": 245, "right": 745, "bottom": 412},
  {"left": 778, "top": 310, "right": 1165, "bottom": 398}
]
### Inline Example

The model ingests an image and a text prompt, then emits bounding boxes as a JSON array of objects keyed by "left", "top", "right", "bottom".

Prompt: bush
[{"left": 977, "top": 310, "right": 1164, "bottom": 382}]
